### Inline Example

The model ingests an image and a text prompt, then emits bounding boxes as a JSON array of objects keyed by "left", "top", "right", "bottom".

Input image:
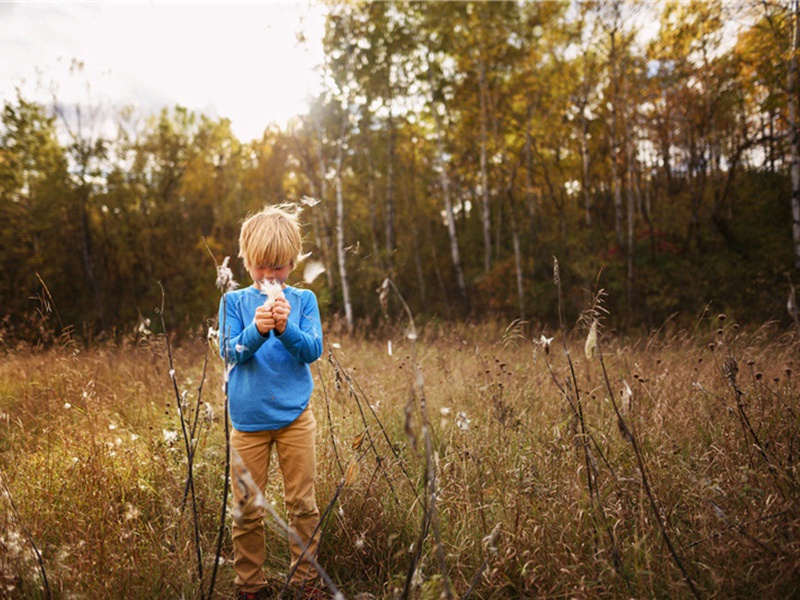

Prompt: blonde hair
[{"left": 238, "top": 204, "right": 303, "bottom": 270}]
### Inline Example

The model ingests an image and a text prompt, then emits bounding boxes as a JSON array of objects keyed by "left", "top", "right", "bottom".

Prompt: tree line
[{"left": 1, "top": 0, "right": 798, "bottom": 342}]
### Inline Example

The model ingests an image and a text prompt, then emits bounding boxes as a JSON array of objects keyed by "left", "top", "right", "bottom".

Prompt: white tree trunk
[
  {"left": 478, "top": 56, "right": 492, "bottom": 275},
  {"left": 334, "top": 150, "right": 353, "bottom": 332}
]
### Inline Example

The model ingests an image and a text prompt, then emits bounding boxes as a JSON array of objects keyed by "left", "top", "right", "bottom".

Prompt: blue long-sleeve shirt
[{"left": 219, "top": 284, "right": 323, "bottom": 431}]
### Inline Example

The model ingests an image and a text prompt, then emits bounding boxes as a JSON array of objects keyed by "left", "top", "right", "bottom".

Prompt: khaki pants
[{"left": 231, "top": 406, "right": 320, "bottom": 592}]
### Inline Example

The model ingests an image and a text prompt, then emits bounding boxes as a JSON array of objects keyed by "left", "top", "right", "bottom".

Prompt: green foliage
[{"left": 1, "top": 2, "right": 799, "bottom": 342}]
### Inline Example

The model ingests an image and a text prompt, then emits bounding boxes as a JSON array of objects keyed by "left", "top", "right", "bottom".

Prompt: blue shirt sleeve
[
  {"left": 218, "top": 291, "right": 269, "bottom": 365},
  {"left": 276, "top": 289, "right": 323, "bottom": 364}
]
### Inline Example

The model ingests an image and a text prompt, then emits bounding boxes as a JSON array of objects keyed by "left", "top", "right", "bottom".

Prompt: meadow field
[{"left": 0, "top": 316, "right": 798, "bottom": 599}]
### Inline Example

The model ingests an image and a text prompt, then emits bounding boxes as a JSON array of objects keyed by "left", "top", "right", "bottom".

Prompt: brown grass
[{"left": 0, "top": 318, "right": 798, "bottom": 598}]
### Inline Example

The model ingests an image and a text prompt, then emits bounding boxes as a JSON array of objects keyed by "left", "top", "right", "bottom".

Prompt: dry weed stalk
[
  {"left": 377, "top": 278, "right": 454, "bottom": 600},
  {"left": 157, "top": 281, "right": 204, "bottom": 585},
  {"left": 0, "top": 467, "right": 50, "bottom": 599},
  {"left": 549, "top": 258, "right": 633, "bottom": 595}
]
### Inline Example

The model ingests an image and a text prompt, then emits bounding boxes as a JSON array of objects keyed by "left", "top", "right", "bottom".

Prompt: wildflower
[
  {"left": 162, "top": 429, "right": 178, "bottom": 445},
  {"left": 456, "top": 411, "right": 470, "bottom": 431},
  {"left": 204, "top": 402, "right": 214, "bottom": 423},
  {"left": 584, "top": 320, "right": 598, "bottom": 360},
  {"left": 539, "top": 335, "right": 553, "bottom": 355},
  {"left": 215, "top": 256, "right": 239, "bottom": 292},
  {"left": 259, "top": 278, "right": 285, "bottom": 309}
]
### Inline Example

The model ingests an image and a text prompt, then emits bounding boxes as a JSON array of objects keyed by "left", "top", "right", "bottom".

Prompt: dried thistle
[{"left": 215, "top": 256, "right": 239, "bottom": 292}]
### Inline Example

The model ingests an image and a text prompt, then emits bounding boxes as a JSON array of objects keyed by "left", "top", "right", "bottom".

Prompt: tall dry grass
[{"left": 0, "top": 314, "right": 798, "bottom": 598}]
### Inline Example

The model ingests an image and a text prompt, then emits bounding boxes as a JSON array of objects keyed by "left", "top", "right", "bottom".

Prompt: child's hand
[
  {"left": 272, "top": 297, "right": 291, "bottom": 335},
  {"left": 254, "top": 305, "right": 276, "bottom": 335}
]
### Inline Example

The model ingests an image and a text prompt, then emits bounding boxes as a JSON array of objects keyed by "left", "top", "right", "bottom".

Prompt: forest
[
  {"left": 1, "top": 0, "right": 799, "bottom": 339},
  {"left": 2, "top": 2, "right": 800, "bottom": 599}
]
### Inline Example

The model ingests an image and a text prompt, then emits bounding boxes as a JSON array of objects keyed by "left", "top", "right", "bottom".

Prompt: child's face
[{"left": 248, "top": 261, "right": 293, "bottom": 286}]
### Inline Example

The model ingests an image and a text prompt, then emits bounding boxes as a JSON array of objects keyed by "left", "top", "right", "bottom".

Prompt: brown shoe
[
  {"left": 299, "top": 582, "right": 329, "bottom": 600},
  {"left": 236, "top": 588, "right": 272, "bottom": 600}
]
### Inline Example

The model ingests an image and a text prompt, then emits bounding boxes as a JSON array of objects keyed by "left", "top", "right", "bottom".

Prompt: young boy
[{"left": 219, "top": 205, "right": 324, "bottom": 600}]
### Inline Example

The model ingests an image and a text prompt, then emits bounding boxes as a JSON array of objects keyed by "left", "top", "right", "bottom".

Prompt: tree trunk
[
  {"left": 478, "top": 55, "right": 492, "bottom": 275},
  {"left": 428, "top": 57, "right": 468, "bottom": 309},
  {"left": 789, "top": 0, "right": 800, "bottom": 270},
  {"left": 334, "top": 149, "right": 353, "bottom": 332},
  {"left": 385, "top": 110, "right": 396, "bottom": 278}
]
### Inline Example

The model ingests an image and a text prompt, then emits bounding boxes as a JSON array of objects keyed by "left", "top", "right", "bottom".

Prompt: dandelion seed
[
  {"left": 64, "top": 402, "right": 71, "bottom": 409},
  {"left": 303, "top": 260, "right": 326, "bottom": 284},
  {"left": 259, "top": 278, "right": 285, "bottom": 309},
  {"left": 456, "top": 411, "right": 470, "bottom": 431},
  {"left": 169, "top": 369, "right": 175, "bottom": 379},
  {"left": 204, "top": 402, "right": 214, "bottom": 422},
  {"left": 440, "top": 407, "right": 451, "bottom": 416},
  {"left": 130, "top": 434, "right": 139, "bottom": 442},
  {"left": 584, "top": 320, "right": 598, "bottom": 360},
  {"left": 332, "top": 342, "right": 341, "bottom": 349},
  {"left": 539, "top": 335, "right": 553, "bottom": 355},
  {"left": 108, "top": 424, "right": 117, "bottom": 430},
  {"left": 387, "top": 340, "right": 393, "bottom": 356},
  {"left": 162, "top": 429, "right": 178, "bottom": 445},
  {"left": 355, "top": 533, "right": 366, "bottom": 550},
  {"left": 216, "top": 256, "right": 239, "bottom": 292},
  {"left": 235, "top": 344, "right": 247, "bottom": 354},
  {"left": 301, "top": 195, "right": 321, "bottom": 207}
]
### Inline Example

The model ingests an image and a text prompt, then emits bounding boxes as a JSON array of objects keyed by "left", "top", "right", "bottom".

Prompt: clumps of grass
[{"left": 1, "top": 267, "right": 799, "bottom": 598}]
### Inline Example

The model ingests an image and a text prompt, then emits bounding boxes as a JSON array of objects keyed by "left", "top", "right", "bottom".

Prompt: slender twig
[
  {"left": 381, "top": 278, "right": 452, "bottom": 599},
  {"left": 0, "top": 468, "right": 51, "bottom": 599},
  {"left": 462, "top": 524, "right": 501, "bottom": 600},
  {"left": 158, "top": 281, "right": 203, "bottom": 584},
  {"left": 329, "top": 350, "right": 417, "bottom": 499},
  {"left": 596, "top": 349, "right": 702, "bottom": 600},
  {"left": 317, "top": 361, "right": 344, "bottom": 476}
]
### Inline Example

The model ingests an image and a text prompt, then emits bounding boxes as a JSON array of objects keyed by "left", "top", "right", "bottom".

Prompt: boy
[{"left": 219, "top": 204, "right": 324, "bottom": 600}]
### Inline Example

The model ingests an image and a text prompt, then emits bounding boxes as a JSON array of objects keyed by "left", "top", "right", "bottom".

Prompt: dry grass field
[{"left": 0, "top": 315, "right": 798, "bottom": 599}]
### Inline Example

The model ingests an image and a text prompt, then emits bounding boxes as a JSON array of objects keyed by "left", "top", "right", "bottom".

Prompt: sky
[{"left": 0, "top": 1, "right": 327, "bottom": 142}]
